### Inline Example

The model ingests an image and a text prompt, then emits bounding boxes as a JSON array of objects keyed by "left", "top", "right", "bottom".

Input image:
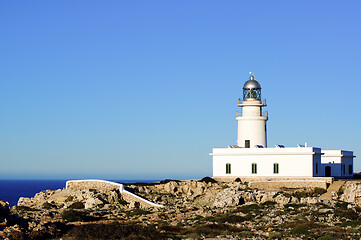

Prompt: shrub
[
  {"left": 239, "top": 230, "right": 254, "bottom": 237},
  {"left": 269, "top": 231, "right": 282, "bottom": 239},
  {"left": 159, "top": 179, "right": 180, "bottom": 184},
  {"left": 234, "top": 178, "right": 242, "bottom": 182},
  {"left": 192, "top": 223, "right": 242, "bottom": 237},
  {"left": 335, "top": 201, "right": 348, "bottom": 209},
  {"left": 237, "top": 203, "right": 261, "bottom": 213},
  {"left": 313, "top": 187, "right": 327, "bottom": 195},
  {"left": 334, "top": 208, "right": 360, "bottom": 221},
  {"left": 216, "top": 214, "right": 249, "bottom": 223},
  {"left": 273, "top": 191, "right": 292, "bottom": 198},
  {"left": 158, "top": 225, "right": 182, "bottom": 232},
  {"left": 337, "top": 188, "right": 344, "bottom": 196},
  {"left": 62, "top": 210, "right": 99, "bottom": 222},
  {"left": 65, "top": 223, "right": 166, "bottom": 239},
  {"left": 127, "top": 209, "right": 150, "bottom": 216},
  {"left": 14, "top": 206, "right": 33, "bottom": 211},
  {"left": 61, "top": 210, "right": 85, "bottom": 222},
  {"left": 292, "top": 191, "right": 310, "bottom": 199},
  {"left": 336, "top": 220, "right": 361, "bottom": 227},
  {"left": 262, "top": 201, "right": 277, "bottom": 206},
  {"left": 200, "top": 176, "right": 217, "bottom": 183},
  {"left": 284, "top": 203, "right": 306, "bottom": 209},
  {"left": 119, "top": 199, "right": 128, "bottom": 205},
  {"left": 317, "top": 236, "right": 336, "bottom": 240},
  {"left": 193, "top": 215, "right": 203, "bottom": 221},
  {"left": 65, "top": 196, "right": 74, "bottom": 202},
  {"left": 68, "top": 201, "right": 85, "bottom": 209},
  {"left": 96, "top": 203, "right": 105, "bottom": 208},
  {"left": 291, "top": 227, "right": 308, "bottom": 234},
  {"left": 28, "top": 230, "right": 52, "bottom": 239},
  {"left": 42, "top": 201, "right": 56, "bottom": 209},
  {"left": 5, "top": 230, "right": 26, "bottom": 240},
  {"left": 286, "top": 188, "right": 327, "bottom": 200},
  {"left": 187, "top": 233, "right": 201, "bottom": 239}
]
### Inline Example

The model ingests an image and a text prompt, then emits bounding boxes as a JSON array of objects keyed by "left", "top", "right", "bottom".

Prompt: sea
[{"left": 0, "top": 179, "right": 159, "bottom": 206}]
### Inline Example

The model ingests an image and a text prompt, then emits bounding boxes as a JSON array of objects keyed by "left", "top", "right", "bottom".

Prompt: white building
[{"left": 211, "top": 75, "right": 355, "bottom": 179}]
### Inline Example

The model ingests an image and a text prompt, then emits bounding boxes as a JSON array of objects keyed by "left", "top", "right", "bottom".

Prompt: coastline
[
  {"left": 2, "top": 178, "right": 361, "bottom": 239},
  {"left": 0, "top": 179, "right": 160, "bottom": 206}
]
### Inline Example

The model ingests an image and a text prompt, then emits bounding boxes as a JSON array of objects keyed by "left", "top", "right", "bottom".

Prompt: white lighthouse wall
[
  {"left": 321, "top": 150, "right": 354, "bottom": 177},
  {"left": 212, "top": 147, "right": 321, "bottom": 178},
  {"left": 237, "top": 118, "right": 267, "bottom": 148},
  {"left": 241, "top": 105, "right": 261, "bottom": 116}
]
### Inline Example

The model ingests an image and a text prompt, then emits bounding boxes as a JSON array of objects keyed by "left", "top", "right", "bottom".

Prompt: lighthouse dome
[
  {"left": 243, "top": 76, "right": 261, "bottom": 89},
  {"left": 243, "top": 76, "right": 261, "bottom": 100}
]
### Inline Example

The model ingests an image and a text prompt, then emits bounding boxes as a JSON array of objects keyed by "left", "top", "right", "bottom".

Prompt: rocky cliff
[{"left": 1, "top": 178, "right": 361, "bottom": 239}]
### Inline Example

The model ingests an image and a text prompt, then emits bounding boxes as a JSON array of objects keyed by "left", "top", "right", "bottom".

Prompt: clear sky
[{"left": 0, "top": 1, "right": 360, "bottom": 180}]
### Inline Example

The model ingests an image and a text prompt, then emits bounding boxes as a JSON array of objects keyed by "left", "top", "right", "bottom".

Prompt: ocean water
[{"left": 0, "top": 179, "right": 159, "bottom": 206}]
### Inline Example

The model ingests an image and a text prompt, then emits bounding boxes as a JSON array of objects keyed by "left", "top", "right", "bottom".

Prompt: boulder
[
  {"left": 339, "top": 182, "right": 361, "bottom": 205},
  {"left": 164, "top": 181, "right": 179, "bottom": 193},
  {"left": 84, "top": 197, "right": 104, "bottom": 209},
  {"left": 107, "top": 190, "right": 120, "bottom": 204},
  {"left": 130, "top": 201, "right": 140, "bottom": 208},
  {"left": 300, "top": 197, "right": 321, "bottom": 204},
  {"left": 17, "top": 197, "right": 32, "bottom": 207},
  {"left": 273, "top": 195, "right": 291, "bottom": 204},
  {"left": 213, "top": 188, "right": 244, "bottom": 207}
]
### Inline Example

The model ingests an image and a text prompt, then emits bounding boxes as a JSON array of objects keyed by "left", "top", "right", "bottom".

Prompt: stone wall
[
  {"left": 122, "top": 191, "right": 163, "bottom": 208},
  {"left": 66, "top": 179, "right": 124, "bottom": 192},
  {"left": 249, "top": 180, "right": 328, "bottom": 190},
  {"left": 66, "top": 180, "right": 162, "bottom": 208},
  {"left": 214, "top": 176, "right": 334, "bottom": 184}
]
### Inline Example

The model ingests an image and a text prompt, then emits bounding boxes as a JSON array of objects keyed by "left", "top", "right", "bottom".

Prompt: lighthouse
[
  {"left": 236, "top": 75, "right": 268, "bottom": 148},
  {"left": 211, "top": 73, "right": 355, "bottom": 180}
]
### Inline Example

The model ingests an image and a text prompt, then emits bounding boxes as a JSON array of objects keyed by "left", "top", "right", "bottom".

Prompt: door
[{"left": 325, "top": 166, "right": 331, "bottom": 177}]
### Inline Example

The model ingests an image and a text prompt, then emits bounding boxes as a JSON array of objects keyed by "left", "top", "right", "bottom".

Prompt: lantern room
[{"left": 243, "top": 75, "right": 261, "bottom": 101}]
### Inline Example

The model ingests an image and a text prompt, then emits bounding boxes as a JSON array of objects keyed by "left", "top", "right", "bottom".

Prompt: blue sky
[{"left": 0, "top": 1, "right": 360, "bottom": 180}]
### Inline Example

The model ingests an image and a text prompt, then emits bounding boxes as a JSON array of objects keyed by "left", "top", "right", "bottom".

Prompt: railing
[
  {"left": 263, "top": 111, "right": 268, "bottom": 118},
  {"left": 236, "top": 110, "right": 268, "bottom": 118},
  {"left": 237, "top": 98, "right": 267, "bottom": 105}
]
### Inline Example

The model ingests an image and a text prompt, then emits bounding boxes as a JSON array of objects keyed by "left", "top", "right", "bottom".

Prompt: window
[
  {"left": 273, "top": 163, "right": 279, "bottom": 174},
  {"left": 349, "top": 165, "right": 353, "bottom": 175},
  {"left": 315, "top": 163, "right": 318, "bottom": 174},
  {"left": 252, "top": 163, "right": 257, "bottom": 174},
  {"left": 245, "top": 140, "right": 250, "bottom": 148},
  {"left": 226, "top": 163, "right": 231, "bottom": 174},
  {"left": 243, "top": 88, "right": 261, "bottom": 100}
]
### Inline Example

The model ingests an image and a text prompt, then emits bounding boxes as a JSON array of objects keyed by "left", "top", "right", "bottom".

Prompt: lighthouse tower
[{"left": 236, "top": 75, "right": 268, "bottom": 148}]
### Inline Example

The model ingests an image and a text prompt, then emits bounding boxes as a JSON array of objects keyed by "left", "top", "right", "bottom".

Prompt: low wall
[
  {"left": 249, "top": 180, "right": 328, "bottom": 190},
  {"left": 66, "top": 179, "right": 124, "bottom": 192},
  {"left": 214, "top": 176, "right": 334, "bottom": 184},
  {"left": 66, "top": 179, "right": 162, "bottom": 208},
  {"left": 122, "top": 191, "right": 163, "bottom": 208}
]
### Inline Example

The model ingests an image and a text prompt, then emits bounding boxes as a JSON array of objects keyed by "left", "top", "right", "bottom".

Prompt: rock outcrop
[
  {"left": 17, "top": 188, "right": 126, "bottom": 211},
  {"left": 0, "top": 199, "right": 9, "bottom": 217},
  {"left": 2, "top": 179, "right": 361, "bottom": 239},
  {"left": 339, "top": 181, "right": 361, "bottom": 204}
]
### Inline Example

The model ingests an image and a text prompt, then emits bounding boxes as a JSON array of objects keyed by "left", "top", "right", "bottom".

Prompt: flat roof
[{"left": 211, "top": 147, "right": 322, "bottom": 156}]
